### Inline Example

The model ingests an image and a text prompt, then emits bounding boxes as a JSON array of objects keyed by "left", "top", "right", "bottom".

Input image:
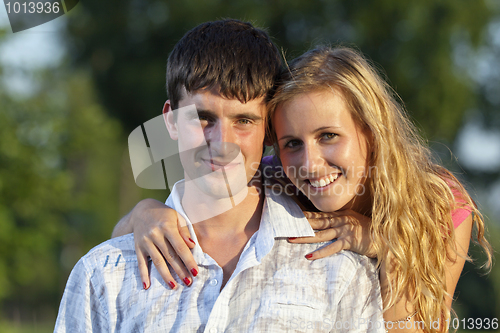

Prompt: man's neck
[{"left": 183, "top": 178, "right": 264, "bottom": 289}]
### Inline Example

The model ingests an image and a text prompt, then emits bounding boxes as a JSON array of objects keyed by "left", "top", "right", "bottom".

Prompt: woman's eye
[
  {"left": 284, "top": 139, "right": 302, "bottom": 149},
  {"left": 321, "top": 133, "right": 337, "bottom": 140}
]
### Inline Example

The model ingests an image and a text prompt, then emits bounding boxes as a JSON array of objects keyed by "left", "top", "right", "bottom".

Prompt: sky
[{"left": 1, "top": 3, "right": 499, "bottom": 215}]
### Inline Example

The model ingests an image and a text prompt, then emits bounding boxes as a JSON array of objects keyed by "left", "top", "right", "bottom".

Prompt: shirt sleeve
[
  {"left": 54, "top": 258, "right": 109, "bottom": 333},
  {"left": 335, "top": 256, "right": 384, "bottom": 333}
]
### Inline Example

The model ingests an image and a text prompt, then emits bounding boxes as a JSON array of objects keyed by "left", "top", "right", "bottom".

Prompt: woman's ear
[{"left": 163, "top": 100, "right": 178, "bottom": 140}]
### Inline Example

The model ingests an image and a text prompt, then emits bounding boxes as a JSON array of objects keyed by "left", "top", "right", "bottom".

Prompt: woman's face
[{"left": 273, "top": 89, "right": 372, "bottom": 213}]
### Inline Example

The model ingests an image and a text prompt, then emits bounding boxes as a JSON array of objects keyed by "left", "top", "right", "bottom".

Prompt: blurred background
[{"left": 0, "top": 0, "right": 499, "bottom": 332}]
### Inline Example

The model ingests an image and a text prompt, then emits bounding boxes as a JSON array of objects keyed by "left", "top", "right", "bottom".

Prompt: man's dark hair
[{"left": 166, "top": 19, "right": 282, "bottom": 109}]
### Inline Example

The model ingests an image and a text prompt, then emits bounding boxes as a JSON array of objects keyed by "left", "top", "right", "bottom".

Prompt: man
[{"left": 55, "top": 19, "right": 383, "bottom": 332}]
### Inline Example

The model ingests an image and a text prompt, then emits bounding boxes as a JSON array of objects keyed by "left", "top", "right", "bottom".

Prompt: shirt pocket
[{"left": 256, "top": 269, "right": 330, "bottom": 331}]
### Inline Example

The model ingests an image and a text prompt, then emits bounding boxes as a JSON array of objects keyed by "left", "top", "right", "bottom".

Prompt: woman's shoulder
[{"left": 447, "top": 180, "right": 473, "bottom": 229}]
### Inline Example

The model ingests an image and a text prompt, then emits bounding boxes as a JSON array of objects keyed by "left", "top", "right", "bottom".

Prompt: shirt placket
[{"left": 203, "top": 233, "right": 264, "bottom": 333}]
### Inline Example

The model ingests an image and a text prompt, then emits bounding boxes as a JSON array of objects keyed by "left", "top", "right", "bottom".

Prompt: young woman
[{"left": 113, "top": 46, "right": 492, "bottom": 332}]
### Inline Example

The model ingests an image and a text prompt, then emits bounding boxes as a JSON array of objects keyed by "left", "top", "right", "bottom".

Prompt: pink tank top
[{"left": 451, "top": 188, "right": 472, "bottom": 228}]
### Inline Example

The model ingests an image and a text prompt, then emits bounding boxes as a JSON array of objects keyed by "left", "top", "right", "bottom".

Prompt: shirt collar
[{"left": 165, "top": 180, "right": 315, "bottom": 265}]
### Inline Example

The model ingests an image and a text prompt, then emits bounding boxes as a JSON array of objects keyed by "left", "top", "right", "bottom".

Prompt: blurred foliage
[
  {"left": 0, "top": 0, "right": 498, "bottom": 328},
  {"left": 64, "top": 0, "right": 494, "bottom": 143},
  {"left": 0, "top": 65, "right": 126, "bottom": 320}
]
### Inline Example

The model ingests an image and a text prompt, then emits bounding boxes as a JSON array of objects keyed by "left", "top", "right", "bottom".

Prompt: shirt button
[
  {"left": 209, "top": 279, "right": 218, "bottom": 286},
  {"left": 209, "top": 328, "right": 217, "bottom": 333}
]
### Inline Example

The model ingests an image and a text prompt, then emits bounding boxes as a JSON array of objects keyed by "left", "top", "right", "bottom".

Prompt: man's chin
[{"left": 190, "top": 176, "right": 247, "bottom": 199}]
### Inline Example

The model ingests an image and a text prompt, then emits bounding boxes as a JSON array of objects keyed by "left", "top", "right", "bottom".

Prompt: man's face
[{"left": 166, "top": 88, "right": 266, "bottom": 198}]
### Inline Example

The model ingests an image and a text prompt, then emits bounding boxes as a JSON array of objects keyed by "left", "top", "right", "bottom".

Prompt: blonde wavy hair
[{"left": 267, "top": 46, "right": 492, "bottom": 332}]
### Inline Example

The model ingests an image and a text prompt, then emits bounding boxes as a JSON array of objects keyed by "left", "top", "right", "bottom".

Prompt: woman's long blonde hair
[{"left": 268, "top": 46, "right": 492, "bottom": 332}]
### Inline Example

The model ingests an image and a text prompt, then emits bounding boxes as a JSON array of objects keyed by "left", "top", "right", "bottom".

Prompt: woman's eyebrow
[
  {"left": 312, "top": 126, "right": 341, "bottom": 133},
  {"left": 277, "top": 135, "right": 294, "bottom": 142}
]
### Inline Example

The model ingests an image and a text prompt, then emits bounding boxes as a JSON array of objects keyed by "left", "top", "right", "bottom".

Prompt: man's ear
[{"left": 163, "top": 100, "right": 178, "bottom": 140}]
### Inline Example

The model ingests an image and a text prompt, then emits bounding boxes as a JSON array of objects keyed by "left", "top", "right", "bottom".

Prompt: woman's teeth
[{"left": 309, "top": 174, "right": 339, "bottom": 188}]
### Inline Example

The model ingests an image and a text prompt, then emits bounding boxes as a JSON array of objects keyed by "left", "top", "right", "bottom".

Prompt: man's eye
[{"left": 237, "top": 119, "right": 252, "bottom": 125}]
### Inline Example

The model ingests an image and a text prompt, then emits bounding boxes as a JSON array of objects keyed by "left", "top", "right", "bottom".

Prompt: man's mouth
[
  {"left": 201, "top": 158, "right": 239, "bottom": 171},
  {"left": 306, "top": 173, "right": 341, "bottom": 188}
]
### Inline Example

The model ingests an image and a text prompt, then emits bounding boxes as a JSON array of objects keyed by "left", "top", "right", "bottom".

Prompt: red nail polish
[
  {"left": 191, "top": 268, "right": 198, "bottom": 277},
  {"left": 143, "top": 282, "right": 148, "bottom": 290},
  {"left": 189, "top": 238, "right": 196, "bottom": 244},
  {"left": 305, "top": 253, "right": 313, "bottom": 259},
  {"left": 288, "top": 237, "right": 297, "bottom": 240},
  {"left": 183, "top": 277, "right": 191, "bottom": 286},
  {"left": 168, "top": 281, "right": 176, "bottom": 289}
]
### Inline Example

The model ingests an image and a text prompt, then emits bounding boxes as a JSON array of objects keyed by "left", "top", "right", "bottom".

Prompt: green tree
[
  {"left": 64, "top": 0, "right": 495, "bottom": 143},
  {"left": 0, "top": 55, "right": 126, "bottom": 321}
]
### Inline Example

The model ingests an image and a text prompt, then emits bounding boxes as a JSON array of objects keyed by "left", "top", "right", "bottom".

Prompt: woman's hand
[
  {"left": 114, "top": 199, "right": 199, "bottom": 290},
  {"left": 288, "top": 210, "right": 376, "bottom": 259}
]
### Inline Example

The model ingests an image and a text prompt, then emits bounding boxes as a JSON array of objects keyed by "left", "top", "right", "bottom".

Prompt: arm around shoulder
[{"left": 112, "top": 198, "right": 166, "bottom": 238}]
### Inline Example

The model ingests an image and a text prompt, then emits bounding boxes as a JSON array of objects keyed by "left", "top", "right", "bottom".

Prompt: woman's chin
[{"left": 308, "top": 196, "right": 346, "bottom": 213}]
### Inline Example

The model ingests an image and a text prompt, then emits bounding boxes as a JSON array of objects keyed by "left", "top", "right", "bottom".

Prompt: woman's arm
[
  {"left": 444, "top": 214, "right": 472, "bottom": 308},
  {"left": 112, "top": 198, "right": 199, "bottom": 290}
]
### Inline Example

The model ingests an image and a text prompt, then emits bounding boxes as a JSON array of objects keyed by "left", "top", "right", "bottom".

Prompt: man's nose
[{"left": 204, "top": 122, "right": 239, "bottom": 157}]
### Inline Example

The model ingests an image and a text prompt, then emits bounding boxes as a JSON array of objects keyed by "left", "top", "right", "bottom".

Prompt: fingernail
[
  {"left": 189, "top": 238, "right": 196, "bottom": 244},
  {"left": 183, "top": 277, "right": 191, "bottom": 286},
  {"left": 191, "top": 268, "right": 198, "bottom": 277},
  {"left": 288, "top": 237, "right": 297, "bottom": 240},
  {"left": 168, "top": 281, "right": 176, "bottom": 289},
  {"left": 143, "top": 282, "right": 148, "bottom": 290},
  {"left": 305, "top": 253, "right": 313, "bottom": 259}
]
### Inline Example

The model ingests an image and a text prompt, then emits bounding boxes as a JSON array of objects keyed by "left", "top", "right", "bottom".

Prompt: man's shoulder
[
  {"left": 331, "top": 250, "right": 377, "bottom": 274},
  {"left": 333, "top": 250, "right": 377, "bottom": 270},
  {"left": 307, "top": 247, "right": 378, "bottom": 282},
  {"left": 77, "top": 234, "right": 137, "bottom": 273}
]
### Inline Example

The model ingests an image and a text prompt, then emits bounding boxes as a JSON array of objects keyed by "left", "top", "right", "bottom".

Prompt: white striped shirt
[{"left": 55, "top": 181, "right": 384, "bottom": 332}]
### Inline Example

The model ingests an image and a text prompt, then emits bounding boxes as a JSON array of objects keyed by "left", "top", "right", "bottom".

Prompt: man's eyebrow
[
  {"left": 195, "top": 109, "right": 263, "bottom": 121},
  {"left": 195, "top": 109, "right": 216, "bottom": 117},
  {"left": 228, "top": 112, "right": 263, "bottom": 121}
]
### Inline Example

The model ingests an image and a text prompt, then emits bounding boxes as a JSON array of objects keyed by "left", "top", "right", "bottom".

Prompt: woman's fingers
[
  {"left": 136, "top": 246, "right": 152, "bottom": 290},
  {"left": 303, "top": 211, "right": 351, "bottom": 230},
  {"left": 145, "top": 241, "right": 179, "bottom": 290},
  {"left": 304, "top": 239, "right": 348, "bottom": 260},
  {"left": 132, "top": 206, "right": 200, "bottom": 291},
  {"left": 163, "top": 225, "right": 199, "bottom": 282},
  {"left": 177, "top": 214, "right": 196, "bottom": 250},
  {"left": 288, "top": 228, "right": 341, "bottom": 244},
  {"left": 154, "top": 232, "right": 194, "bottom": 287}
]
